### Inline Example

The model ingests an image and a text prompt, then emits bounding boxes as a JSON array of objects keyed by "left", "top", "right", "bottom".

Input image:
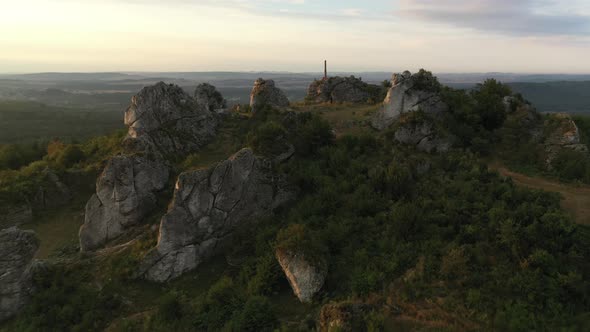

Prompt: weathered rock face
[
  {"left": 306, "top": 76, "right": 378, "bottom": 104},
  {"left": 194, "top": 83, "right": 227, "bottom": 113},
  {"left": 545, "top": 113, "right": 589, "bottom": 167},
  {"left": 124, "top": 82, "right": 218, "bottom": 157},
  {"left": 249, "top": 78, "right": 290, "bottom": 113},
  {"left": 393, "top": 116, "right": 452, "bottom": 153},
  {"left": 372, "top": 70, "right": 448, "bottom": 130},
  {"left": 0, "top": 227, "right": 39, "bottom": 322},
  {"left": 276, "top": 249, "right": 326, "bottom": 303},
  {"left": 138, "top": 148, "right": 295, "bottom": 282},
  {"left": 79, "top": 156, "right": 169, "bottom": 252},
  {"left": 0, "top": 204, "right": 33, "bottom": 228}
]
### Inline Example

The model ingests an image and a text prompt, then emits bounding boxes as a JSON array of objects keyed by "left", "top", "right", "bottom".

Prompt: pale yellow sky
[{"left": 1, "top": 0, "right": 589, "bottom": 73}]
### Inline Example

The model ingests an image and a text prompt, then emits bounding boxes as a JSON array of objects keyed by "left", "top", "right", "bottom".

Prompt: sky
[{"left": 1, "top": 0, "right": 590, "bottom": 73}]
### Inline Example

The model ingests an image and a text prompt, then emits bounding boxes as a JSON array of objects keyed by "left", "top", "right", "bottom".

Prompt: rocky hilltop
[
  {"left": 249, "top": 78, "right": 290, "bottom": 113},
  {"left": 306, "top": 76, "right": 381, "bottom": 104},
  {"left": 372, "top": 70, "right": 448, "bottom": 130},
  {"left": 0, "top": 227, "right": 39, "bottom": 322},
  {"left": 79, "top": 82, "right": 220, "bottom": 252},
  {"left": 139, "top": 148, "right": 295, "bottom": 282}
]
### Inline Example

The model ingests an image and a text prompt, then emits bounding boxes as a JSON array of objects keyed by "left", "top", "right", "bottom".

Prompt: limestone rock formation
[
  {"left": 276, "top": 249, "right": 327, "bottom": 303},
  {"left": 393, "top": 116, "right": 452, "bottom": 153},
  {"left": 372, "top": 70, "right": 448, "bottom": 130},
  {"left": 124, "top": 82, "right": 218, "bottom": 157},
  {"left": 194, "top": 83, "right": 227, "bottom": 113},
  {"left": 249, "top": 78, "right": 289, "bottom": 113},
  {"left": 138, "top": 148, "right": 295, "bottom": 282},
  {"left": 306, "top": 76, "right": 379, "bottom": 104},
  {"left": 79, "top": 156, "right": 169, "bottom": 252},
  {"left": 545, "top": 113, "right": 589, "bottom": 167},
  {"left": 0, "top": 227, "right": 39, "bottom": 322}
]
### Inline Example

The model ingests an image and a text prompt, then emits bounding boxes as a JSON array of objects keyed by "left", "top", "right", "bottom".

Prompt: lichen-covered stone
[
  {"left": 276, "top": 248, "right": 326, "bottom": 303},
  {"left": 249, "top": 78, "right": 289, "bottom": 113},
  {"left": 393, "top": 115, "right": 452, "bottom": 153},
  {"left": 124, "top": 82, "right": 218, "bottom": 157},
  {"left": 79, "top": 156, "right": 169, "bottom": 252},
  {"left": 0, "top": 227, "right": 39, "bottom": 322},
  {"left": 545, "top": 113, "right": 589, "bottom": 167},
  {"left": 138, "top": 148, "right": 295, "bottom": 282},
  {"left": 372, "top": 70, "right": 448, "bottom": 130}
]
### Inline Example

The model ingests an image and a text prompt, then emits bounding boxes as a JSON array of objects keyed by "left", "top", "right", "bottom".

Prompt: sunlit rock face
[
  {"left": 0, "top": 227, "right": 39, "bottom": 322},
  {"left": 124, "top": 82, "right": 218, "bottom": 157},
  {"left": 138, "top": 148, "right": 296, "bottom": 282},
  {"left": 545, "top": 113, "right": 589, "bottom": 168},
  {"left": 276, "top": 248, "right": 327, "bottom": 303},
  {"left": 249, "top": 78, "right": 290, "bottom": 113},
  {"left": 372, "top": 70, "right": 448, "bottom": 130}
]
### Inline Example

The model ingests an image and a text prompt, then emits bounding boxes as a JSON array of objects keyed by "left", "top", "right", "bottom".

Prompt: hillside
[{"left": 1, "top": 72, "right": 589, "bottom": 332}]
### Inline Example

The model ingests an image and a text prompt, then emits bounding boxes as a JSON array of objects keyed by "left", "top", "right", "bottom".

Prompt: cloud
[{"left": 398, "top": 0, "right": 590, "bottom": 36}]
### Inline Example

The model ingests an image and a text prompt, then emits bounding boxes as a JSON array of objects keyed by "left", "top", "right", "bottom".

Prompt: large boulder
[
  {"left": 79, "top": 156, "right": 169, "bottom": 252},
  {"left": 124, "top": 82, "right": 218, "bottom": 157},
  {"left": 138, "top": 148, "right": 295, "bottom": 282},
  {"left": 372, "top": 70, "right": 448, "bottom": 130},
  {"left": 249, "top": 78, "right": 289, "bottom": 113},
  {"left": 545, "top": 113, "right": 589, "bottom": 167},
  {"left": 276, "top": 248, "right": 327, "bottom": 303},
  {"left": 306, "top": 76, "right": 379, "bottom": 104},
  {"left": 0, "top": 227, "right": 39, "bottom": 322},
  {"left": 393, "top": 115, "right": 452, "bottom": 153},
  {"left": 194, "top": 83, "right": 227, "bottom": 113}
]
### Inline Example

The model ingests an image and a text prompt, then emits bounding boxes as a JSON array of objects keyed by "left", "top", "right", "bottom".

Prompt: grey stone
[
  {"left": 394, "top": 118, "right": 452, "bottom": 153},
  {"left": 138, "top": 148, "right": 295, "bottom": 282},
  {"left": 194, "top": 83, "right": 227, "bottom": 113},
  {"left": 306, "top": 76, "right": 377, "bottom": 104},
  {"left": 0, "top": 227, "right": 39, "bottom": 322},
  {"left": 79, "top": 156, "right": 169, "bottom": 252},
  {"left": 372, "top": 71, "right": 448, "bottom": 130},
  {"left": 249, "top": 78, "right": 290, "bottom": 113},
  {"left": 276, "top": 249, "right": 326, "bottom": 303},
  {"left": 124, "top": 82, "right": 218, "bottom": 157},
  {"left": 545, "top": 113, "right": 589, "bottom": 168}
]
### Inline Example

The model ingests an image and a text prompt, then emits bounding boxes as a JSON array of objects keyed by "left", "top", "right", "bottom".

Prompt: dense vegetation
[{"left": 2, "top": 75, "right": 590, "bottom": 331}]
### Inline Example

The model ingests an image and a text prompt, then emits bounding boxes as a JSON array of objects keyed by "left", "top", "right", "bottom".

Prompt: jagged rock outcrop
[
  {"left": 81, "top": 82, "right": 221, "bottom": 251},
  {"left": 0, "top": 204, "right": 33, "bottom": 228},
  {"left": 276, "top": 249, "right": 326, "bottom": 303},
  {"left": 0, "top": 227, "right": 39, "bottom": 322},
  {"left": 306, "top": 76, "right": 379, "bottom": 104},
  {"left": 124, "top": 82, "right": 218, "bottom": 157},
  {"left": 545, "top": 113, "right": 589, "bottom": 167},
  {"left": 79, "top": 156, "right": 169, "bottom": 252},
  {"left": 249, "top": 78, "right": 289, "bottom": 113},
  {"left": 393, "top": 115, "right": 452, "bottom": 153},
  {"left": 138, "top": 148, "right": 295, "bottom": 282},
  {"left": 318, "top": 301, "right": 374, "bottom": 332},
  {"left": 194, "top": 83, "right": 227, "bottom": 113},
  {"left": 372, "top": 70, "right": 448, "bottom": 130}
]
